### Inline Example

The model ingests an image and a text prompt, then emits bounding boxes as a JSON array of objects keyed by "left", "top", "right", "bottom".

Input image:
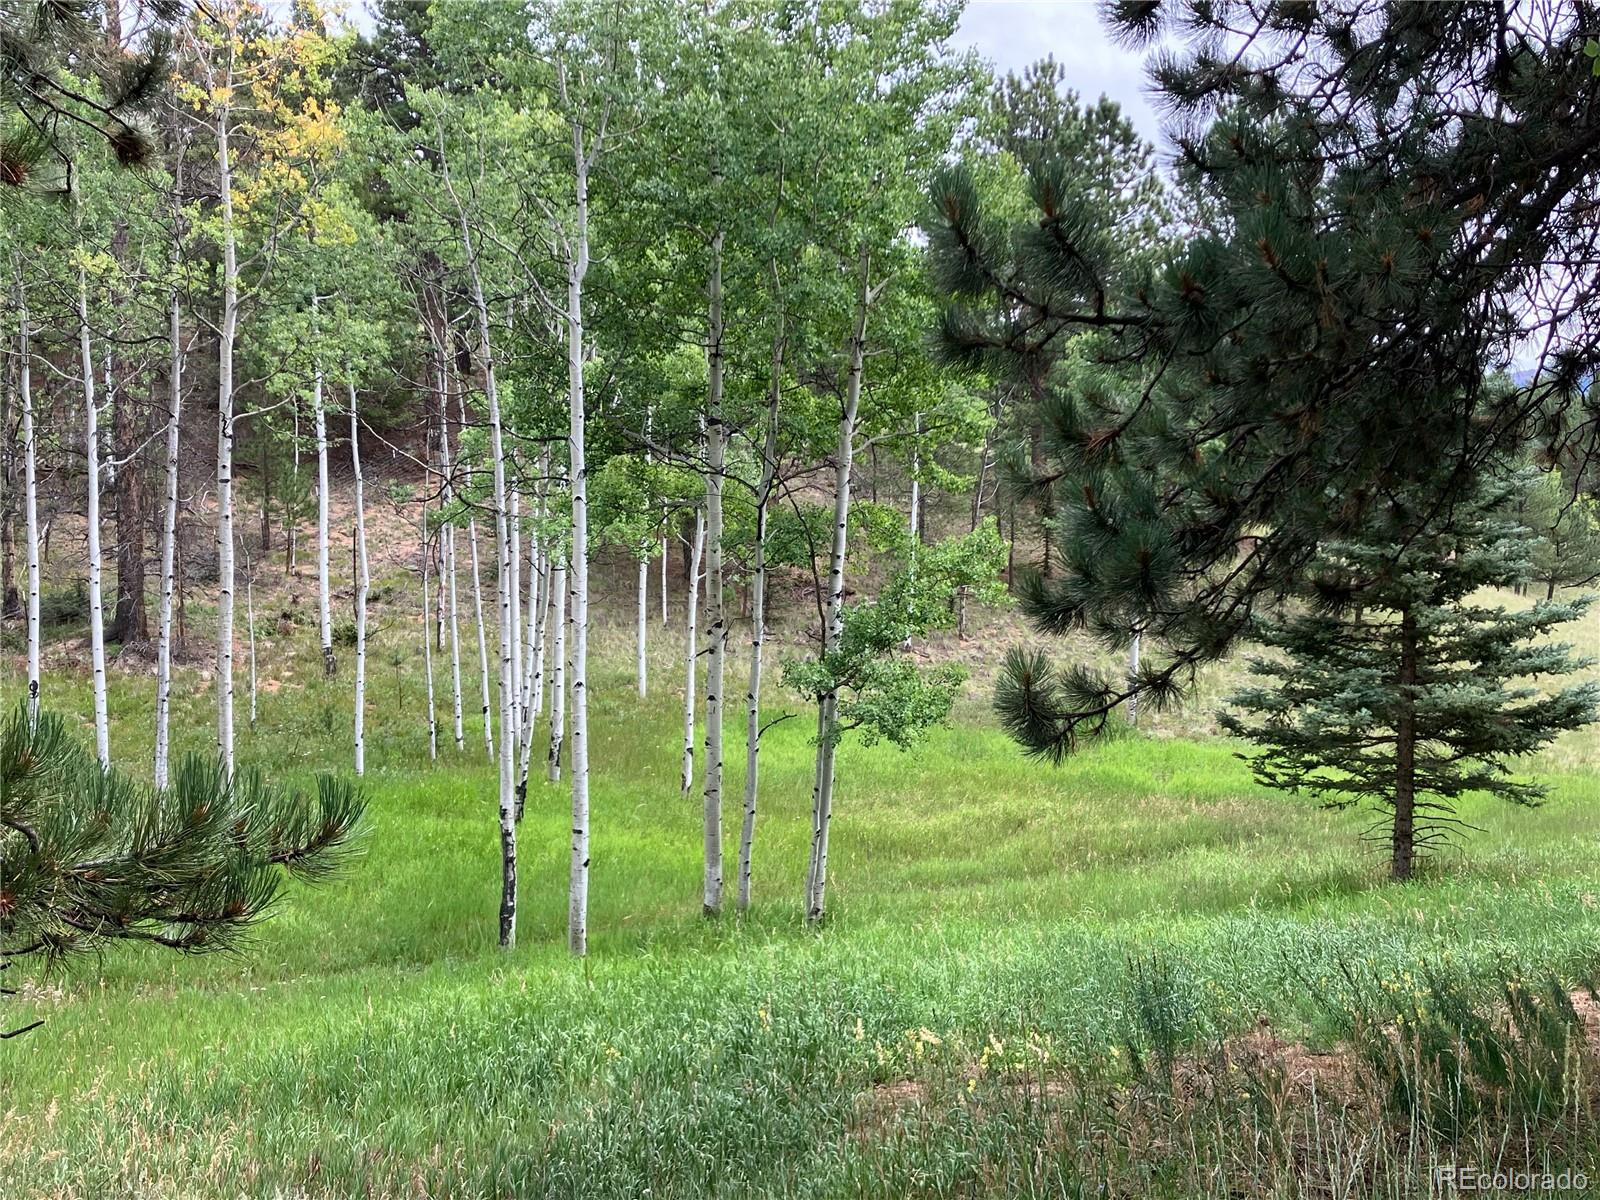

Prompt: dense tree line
[{"left": 5, "top": 0, "right": 1600, "bottom": 970}]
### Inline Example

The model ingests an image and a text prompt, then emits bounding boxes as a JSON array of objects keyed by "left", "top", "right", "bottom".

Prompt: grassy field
[{"left": 5, "top": 554, "right": 1600, "bottom": 1197}]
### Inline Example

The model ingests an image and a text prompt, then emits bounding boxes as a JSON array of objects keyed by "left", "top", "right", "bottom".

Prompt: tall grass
[{"left": 3, "top": 567, "right": 1599, "bottom": 1196}]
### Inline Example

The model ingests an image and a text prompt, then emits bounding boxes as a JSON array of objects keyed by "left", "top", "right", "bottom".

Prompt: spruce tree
[{"left": 1219, "top": 472, "right": 1599, "bottom": 882}]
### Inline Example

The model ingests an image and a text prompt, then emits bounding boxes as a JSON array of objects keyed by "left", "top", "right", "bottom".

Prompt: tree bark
[
  {"left": 215, "top": 92, "right": 238, "bottom": 779},
  {"left": 107, "top": 204, "right": 147, "bottom": 645},
  {"left": 515, "top": 482, "right": 546, "bottom": 817},
  {"left": 548, "top": 556, "right": 567, "bottom": 784},
  {"left": 466, "top": 513, "right": 494, "bottom": 761},
  {"left": 16, "top": 273, "right": 41, "bottom": 727},
  {"left": 154, "top": 287, "right": 182, "bottom": 787},
  {"left": 566, "top": 129, "right": 593, "bottom": 959},
  {"left": 435, "top": 359, "right": 465, "bottom": 752},
  {"left": 443, "top": 141, "right": 516, "bottom": 948},
  {"left": 682, "top": 509, "right": 705, "bottom": 795},
  {"left": 703, "top": 230, "right": 727, "bottom": 916},
  {"left": 421, "top": 512, "right": 437, "bottom": 761},
  {"left": 349, "top": 380, "right": 369, "bottom": 776},
  {"left": 0, "top": 351, "right": 15, "bottom": 620},
  {"left": 738, "top": 318, "right": 783, "bottom": 913},
  {"left": 312, "top": 310, "right": 334, "bottom": 678},
  {"left": 509, "top": 486, "right": 523, "bottom": 752},
  {"left": 78, "top": 263, "right": 110, "bottom": 768},
  {"left": 806, "top": 250, "right": 873, "bottom": 924}
]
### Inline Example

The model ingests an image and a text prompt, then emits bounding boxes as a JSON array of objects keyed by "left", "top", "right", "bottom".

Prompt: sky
[{"left": 952, "top": 1, "right": 1164, "bottom": 147}]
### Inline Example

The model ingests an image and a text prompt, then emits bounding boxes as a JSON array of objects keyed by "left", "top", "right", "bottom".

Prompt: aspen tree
[
  {"left": 439, "top": 121, "right": 516, "bottom": 947},
  {"left": 76, "top": 257, "right": 110, "bottom": 768},
  {"left": 738, "top": 313, "right": 783, "bottom": 913},
  {"left": 212, "top": 50, "right": 240, "bottom": 779},
  {"left": 14, "top": 273, "right": 40, "bottom": 728},
  {"left": 349, "top": 380, "right": 369, "bottom": 777},
  {"left": 806, "top": 252, "right": 882, "bottom": 923},
  {"left": 434, "top": 359, "right": 465, "bottom": 751},
  {"left": 547, "top": 555, "right": 566, "bottom": 784},
  {"left": 421, "top": 511, "right": 438, "bottom": 761},
  {"left": 681, "top": 508, "right": 704, "bottom": 795},
  {"left": 153, "top": 283, "right": 182, "bottom": 787},
  {"left": 312, "top": 311, "right": 334, "bottom": 677},
  {"left": 702, "top": 229, "right": 727, "bottom": 914}
]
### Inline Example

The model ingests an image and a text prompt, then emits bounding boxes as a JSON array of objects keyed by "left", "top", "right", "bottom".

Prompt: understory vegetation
[{"left": 5, "top": 601, "right": 1600, "bottom": 1198}]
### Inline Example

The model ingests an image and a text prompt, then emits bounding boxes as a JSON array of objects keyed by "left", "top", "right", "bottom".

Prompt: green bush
[{"left": 39, "top": 580, "right": 89, "bottom": 628}]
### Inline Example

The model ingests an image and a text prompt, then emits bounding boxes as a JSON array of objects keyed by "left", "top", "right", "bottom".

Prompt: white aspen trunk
[
  {"left": 467, "top": 516, "right": 493, "bottom": 760},
  {"left": 738, "top": 323, "right": 783, "bottom": 913},
  {"left": 469, "top": 277, "right": 514, "bottom": 947},
  {"left": 456, "top": 371, "right": 493, "bottom": 763},
  {"left": 440, "top": 140, "right": 515, "bottom": 947},
  {"left": 78, "top": 264, "right": 110, "bottom": 768},
  {"left": 349, "top": 380, "right": 369, "bottom": 776},
  {"left": 530, "top": 552, "right": 550, "bottom": 722},
  {"left": 245, "top": 558, "right": 257, "bottom": 727},
  {"left": 529, "top": 447, "right": 552, "bottom": 724},
  {"left": 421, "top": 516, "right": 437, "bottom": 760},
  {"left": 313, "top": 301, "right": 333, "bottom": 678},
  {"left": 518, "top": 528, "right": 544, "bottom": 780},
  {"left": 520, "top": 529, "right": 540, "bottom": 718},
  {"left": 660, "top": 537, "right": 668, "bottom": 628},
  {"left": 215, "top": 94, "right": 238, "bottom": 779},
  {"left": 153, "top": 286, "right": 181, "bottom": 787},
  {"left": 566, "top": 131, "right": 593, "bottom": 959},
  {"left": 547, "top": 558, "right": 566, "bottom": 783},
  {"left": 702, "top": 232, "right": 727, "bottom": 916},
  {"left": 508, "top": 486, "right": 523, "bottom": 748},
  {"left": 446, "top": 522, "right": 465, "bottom": 750},
  {"left": 681, "top": 509, "right": 705, "bottom": 795},
  {"left": 435, "top": 362, "right": 465, "bottom": 751},
  {"left": 515, "top": 522, "right": 543, "bottom": 815},
  {"left": 528, "top": 528, "right": 551, "bottom": 732},
  {"left": 806, "top": 255, "right": 873, "bottom": 924},
  {"left": 16, "top": 274, "right": 40, "bottom": 728},
  {"left": 636, "top": 555, "right": 648, "bottom": 698},
  {"left": 639, "top": 411, "right": 652, "bottom": 696},
  {"left": 1126, "top": 632, "right": 1142, "bottom": 729}
]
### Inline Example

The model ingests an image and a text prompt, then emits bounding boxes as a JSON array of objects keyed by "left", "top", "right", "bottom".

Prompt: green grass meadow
[{"left": 5, "top": 574, "right": 1600, "bottom": 1197}]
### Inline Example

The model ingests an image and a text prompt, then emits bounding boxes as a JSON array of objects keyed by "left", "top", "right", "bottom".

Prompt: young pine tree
[{"left": 1220, "top": 474, "right": 1600, "bottom": 882}]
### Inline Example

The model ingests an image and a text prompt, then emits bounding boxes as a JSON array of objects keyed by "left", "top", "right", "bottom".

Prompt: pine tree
[
  {"left": 1, "top": 706, "right": 363, "bottom": 1035},
  {"left": 1525, "top": 472, "right": 1600, "bottom": 601},
  {"left": 930, "top": 2, "right": 1600, "bottom": 754},
  {"left": 1, "top": 0, "right": 176, "bottom": 199},
  {"left": 1220, "top": 471, "right": 1599, "bottom": 882}
]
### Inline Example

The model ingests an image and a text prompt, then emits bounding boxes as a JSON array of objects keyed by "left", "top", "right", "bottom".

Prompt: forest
[{"left": 6, "top": 1, "right": 1600, "bottom": 1196}]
